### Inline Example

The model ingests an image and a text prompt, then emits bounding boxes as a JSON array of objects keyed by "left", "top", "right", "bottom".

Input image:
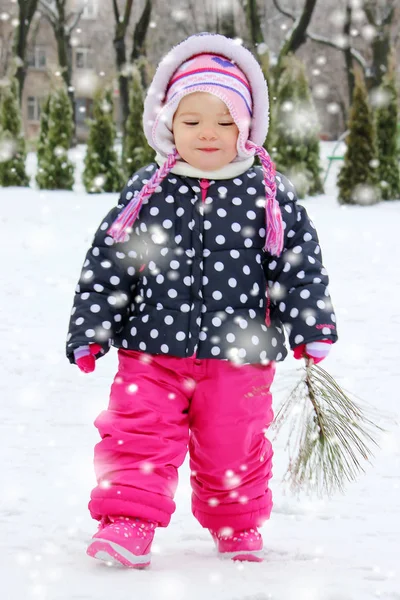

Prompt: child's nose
[{"left": 199, "top": 128, "right": 218, "bottom": 140}]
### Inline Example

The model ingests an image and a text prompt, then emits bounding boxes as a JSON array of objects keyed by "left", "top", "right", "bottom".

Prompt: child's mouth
[{"left": 198, "top": 148, "right": 219, "bottom": 153}]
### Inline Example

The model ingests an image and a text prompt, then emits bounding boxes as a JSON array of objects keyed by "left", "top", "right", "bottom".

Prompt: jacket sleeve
[
  {"left": 264, "top": 173, "right": 338, "bottom": 350},
  {"left": 65, "top": 174, "right": 150, "bottom": 364}
]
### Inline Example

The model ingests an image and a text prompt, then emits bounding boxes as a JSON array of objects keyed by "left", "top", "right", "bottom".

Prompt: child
[{"left": 66, "top": 32, "right": 337, "bottom": 568}]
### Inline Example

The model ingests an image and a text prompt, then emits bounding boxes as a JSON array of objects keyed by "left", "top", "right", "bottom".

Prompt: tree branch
[
  {"left": 272, "top": 0, "right": 296, "bottom": 22},
  {"left": 66, "top": 8, "right": 84, "bottom": 35},
  {"left": 39, "top": 0, "right": 58, "bottom": 25},
  {"left": 39, "top": 0, "right": 58, "bottom": 27},
  {"left": 112, "top": 0, "right": 120, "bottom": 24},
  {"left": 306, "top": 31, "right": 368, "bottom": 72},
  {"left": 363, "top": 1, "right": 377, "bottom": 27},
  {"left": 382, "top": 2, "right": 395, "bottom": 26}
]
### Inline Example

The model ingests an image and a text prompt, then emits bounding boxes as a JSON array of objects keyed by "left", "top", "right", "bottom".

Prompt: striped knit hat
[{"left": 108, "top": 33, "right": 284, "bottom": 257}]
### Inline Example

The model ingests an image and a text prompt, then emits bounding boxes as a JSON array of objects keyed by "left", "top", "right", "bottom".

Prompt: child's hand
[
  {"left": 293, "top": 340, "right": 332, "bottom": 365},
  {"left": 74, "top": 344, "right": 104, "bottom": 373}
]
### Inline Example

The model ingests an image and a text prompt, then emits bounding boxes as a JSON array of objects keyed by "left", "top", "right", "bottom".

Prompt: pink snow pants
[{"left": 89, "top": 349, "right": 275, "bottom": 531}]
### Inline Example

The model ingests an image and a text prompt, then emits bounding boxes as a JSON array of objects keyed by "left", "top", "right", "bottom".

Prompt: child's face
[{"left": 172, "top": 92, "right": 239, "bottom": 170}]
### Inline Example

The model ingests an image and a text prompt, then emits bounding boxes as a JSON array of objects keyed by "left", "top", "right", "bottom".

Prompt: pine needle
[{"left": 271, "top": 360, "right": 384, "bottom": 497}]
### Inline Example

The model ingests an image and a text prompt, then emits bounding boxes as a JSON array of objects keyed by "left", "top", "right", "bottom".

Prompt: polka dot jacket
[{"left": 66, "top": 163, "right": 338, "bottom": 365}]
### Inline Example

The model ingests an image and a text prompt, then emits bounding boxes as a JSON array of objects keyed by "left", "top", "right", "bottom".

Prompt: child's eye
[
  {"left": 184, "top": 122, "right": 198, "bottom": 126},
  {"left": 219, "top": 123, "right": 234, "bottom": 126}
]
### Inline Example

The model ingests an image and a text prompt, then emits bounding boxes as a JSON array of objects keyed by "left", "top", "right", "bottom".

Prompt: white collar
[{"left": 155, "top": 152, "right": 255, "bottom": 180}]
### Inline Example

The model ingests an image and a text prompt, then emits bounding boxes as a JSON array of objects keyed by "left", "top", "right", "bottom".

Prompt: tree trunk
[
  {"left": 344, "top": 3, "right": 355, "bottom": 106},
  {"left": 14, "top": 0, "right": 39, "bottom": 103},
  {"left": 218, "top": 6, "right": 236, "bottom": 39},
  {"left": 114, "top": 36, "right": 129, "bottom": 134},
  {"left": 131, "top": 0, "right": 152, "bottom": 63}
]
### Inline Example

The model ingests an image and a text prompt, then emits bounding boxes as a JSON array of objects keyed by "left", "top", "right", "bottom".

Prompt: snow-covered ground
[{"left": 1, "top": 144, "right": 399, "bottom": 600}]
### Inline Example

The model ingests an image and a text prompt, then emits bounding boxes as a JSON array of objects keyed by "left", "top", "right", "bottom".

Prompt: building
[{"left": 0, "top": 0, "right": 120, "bottom": 142}]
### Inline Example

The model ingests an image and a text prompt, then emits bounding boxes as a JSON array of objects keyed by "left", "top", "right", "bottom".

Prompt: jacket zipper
[{"left": 199, "top": 178, "right": 210, "bottom": 203}]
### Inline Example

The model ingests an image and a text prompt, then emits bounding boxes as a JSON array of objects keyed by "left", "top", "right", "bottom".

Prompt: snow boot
[
  {"left": 210, "top": 527, "right": 264, "bottom": 562},
  {"left": 87, "top": 516, "right": 156, "bottom": 568}
]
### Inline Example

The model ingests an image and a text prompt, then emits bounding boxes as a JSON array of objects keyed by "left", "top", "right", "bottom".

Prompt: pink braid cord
[
  {"left": 108, "top": 149, "right": 180, "bottom": 242},
  {"left": 246, "top": 142, "right": 284, "bottom": 257}
]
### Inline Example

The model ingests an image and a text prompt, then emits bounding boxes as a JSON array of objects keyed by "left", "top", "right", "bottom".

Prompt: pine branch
[{"left": 271, "top": 362, "right": 384, "bottom": 497}]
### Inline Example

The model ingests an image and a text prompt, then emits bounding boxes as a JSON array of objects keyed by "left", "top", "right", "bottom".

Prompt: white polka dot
[
  {"left": 294, "top": 335, "right": 304, "bottom": 344},
  {"left": 231, "top": 222, "right": 241, "bottom": 232},
  {"left": 163, "top": 219, "right": 173, "bottom": 229},
  {"left": 240, "top": 294, "right": 248, "bottom": 303},
  {"left": 102, "top": 321, "right": 111, "bottom": 329},
  {"left": 150, "top": 207, "right": 159, "bottom": 216},
  {"left": 110, "top": 276, "right": 120, "bottom": 285},
  {"left": 251, "top": 336, "right": 259, "bottom": 345},
  {"left": 214, "top": 262, "right": 224, "bottom": 271},
  {"left": 247, "top": 187, "right": 256, "bottom": 195},
  {"left": 75, "top": 317, "right": 84, "bottom": 325},
  {"left": 232, "top": 197, "right": 242, "bottom": 205},
  {"left": 164, "top": 316, "right": 174, "bottom": 325},
  {"left": 94, "top": 284, "right": 104, "bottom": 292},
  {"left": 215, "top": 235, "right": 225, "bottom": 244},
  {"left": 279, "top": 302, "right": 286, "bottom": 312},
  {"left": 161, "top": 344, "right": 169, "bottom": 353},
  {"left": 290, "top": 308, "right": 299, "bottom": 318},
  {"left": 130, "top": 327, "right": 137, "bottom": 336},
  {"left": 176, "top": 331, "right": 186, "bottom": 341},
  {"left": 212, "top": 317, "right": 222, "bottom": 327},
  {"left": 90, "top": 304, "right": 101, "bottom": 313},
  {"left": 85, "top": 329, "right": 95, "bottom": 338},
  {"left": 168, "top": 289, "right": 178, "bottom": 298},
  {"left": 150, "top": 329, "right": 159, "bottom": 338},
  {"left": 226, "top": 333, "right": 235, "bottom": 342},
  {"left": 228, "top": 278, "right": 237, "bottom": 287},
  {"left": 230, "top": 250, "right": 240, "bottom": 259},
  {"left": 212, "top": 291, "right": 222, "bottom": 300},
  {"left": 179, "top": 185, "right": 189, "bottom": 193},
  {"left": 180, "top": 303, "right": 190, "bottom": 312},
  {"left": 247, "top": 211, "right": 256, "bottom": 220},
  {"left": 233, "top": 178, "right": 242, "bottom": 186},
  {"left": 297, "top": 271, "right": 305, "bottom": 279},
  {"left": 306, "top": 316, "right": 316, "bottom": 326},
  {"left": 217, "top": 208, "right": 227, "bottom": 217},
  {"left": 300, "top": 290, "right": 311, "bottom": 299},
  {"left": 211, "top": 346, "right": 221, "bottom": 356},
  {"left": 317, "top": 300, "right": 326, "bottom": 309}
]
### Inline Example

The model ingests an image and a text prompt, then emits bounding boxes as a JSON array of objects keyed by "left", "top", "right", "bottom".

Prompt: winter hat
[
  {"left": 152, "top": 52, "right": 253, "bottom": 160},
  {"left": 108, "top": 33, "right": 284, "bottom": 257}
]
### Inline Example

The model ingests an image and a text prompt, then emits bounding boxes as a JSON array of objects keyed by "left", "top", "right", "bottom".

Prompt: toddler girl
[{"left": 66, "top": 32, "right": 337, "bottom": 568}]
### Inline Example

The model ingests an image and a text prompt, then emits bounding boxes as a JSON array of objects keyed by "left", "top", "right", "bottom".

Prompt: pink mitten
[
  {"left": 293, "top": 340, "right": 332, "bottom": 365},
  {"left": 74, "top": 343, "right": 103, "bottom": 373}
]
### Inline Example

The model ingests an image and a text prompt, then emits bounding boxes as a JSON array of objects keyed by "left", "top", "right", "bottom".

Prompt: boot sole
[{"left": 87, "top": 539, "right": 151, "bottom": 569}]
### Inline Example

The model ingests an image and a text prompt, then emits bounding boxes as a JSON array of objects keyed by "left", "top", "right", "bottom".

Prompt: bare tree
[
  {"left": 274, "top": 0, "right": 399, "bottom": 100},
  {"left": 14, "top": 0, "right": 39, "bottom": 102},
  {"left": 39, "top": 0, "right": 84, "bottom": 131}
]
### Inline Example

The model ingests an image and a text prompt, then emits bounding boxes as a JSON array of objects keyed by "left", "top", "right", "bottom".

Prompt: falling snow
[{"left": 1, "top": 144, "right": 399, "bottom": 599}]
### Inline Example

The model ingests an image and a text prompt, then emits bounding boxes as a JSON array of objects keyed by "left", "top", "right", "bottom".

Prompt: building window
[
  {"left": 27, "top": 47, "right": 47, "bottom": 69},
  {"left": 76, "top": 47, "right": 94, "bottom": 69},
  {"left": 79, "top": 0, "right": 98, "bottom": 19},
  {"left": 75, "top": 97, "right": 93, "bottom": 125},
  {"left": 27, "top": 97, "right": 42, "bottom": 122}
]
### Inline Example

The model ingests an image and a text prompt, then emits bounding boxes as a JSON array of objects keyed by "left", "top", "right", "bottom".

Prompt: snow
[{"left": 1, "top": 144, "right": 400, "bottom": 599}]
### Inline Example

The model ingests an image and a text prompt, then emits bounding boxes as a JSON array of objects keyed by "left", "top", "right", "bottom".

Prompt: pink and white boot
[
  {"left": 87, "top": 516, "right": 156, "bottom": 568},
  {"left": 210, "top": 527, "right": 264, "bottom": 562}
]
